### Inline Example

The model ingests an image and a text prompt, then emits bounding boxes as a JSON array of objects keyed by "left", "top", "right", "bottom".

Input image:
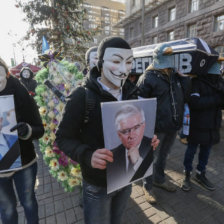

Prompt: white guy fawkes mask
[
  {"left": 102, "top": 48, "right": 133, "bottom": 88},
  {"left": 0, "top": 66, "right": 7, "bottom": 92},
  {"left": 89, "top": 51, "right": 98, "bottom": 69},
  {"left": 22, "top": 69, "right": 31, "bottom": 79}
]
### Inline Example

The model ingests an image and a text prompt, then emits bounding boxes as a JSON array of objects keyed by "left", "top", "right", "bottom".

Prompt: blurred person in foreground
[{"left": 0, "top": 57, "right": 44, "bottom": 224}]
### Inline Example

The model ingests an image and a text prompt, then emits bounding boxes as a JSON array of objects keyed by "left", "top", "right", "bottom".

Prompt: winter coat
[
  {"left": 0, "top": 75, "right": 44, "bottom": 166},
  {"left": 56, "top": 67, "right": 140, "bottom": 187},
  {"left": 188, "top": 76, "right": 224, "bottom": 145},
  {"left": 137, "top": 69, "right": 191, "bottom": 133},
  {"left": 20, "top": 70, "right": 37, "bottom": 95}
]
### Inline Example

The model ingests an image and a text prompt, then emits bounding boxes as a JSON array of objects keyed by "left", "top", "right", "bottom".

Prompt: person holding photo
[
  {"left": 0, "top": 57, "right": 44, "bottom": 224},
  {"left": 56, "top": 36, "right": 159, "bottom": 224}
]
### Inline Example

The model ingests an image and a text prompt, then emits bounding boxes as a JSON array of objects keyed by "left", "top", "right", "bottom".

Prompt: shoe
[
  {"left": 194, "top": 172, "right": 215, "bottom": 191},
  {"left": 153, "top": 180, "right": 177, "bottom": 192},
  {"left": 142, "top": 187, "right": 157, "bottom": 204},
  {"left": 180, "top": 138, "right": 188, "bottom": 145},
  {"left": 181, "top": 171, "right": 191, "bottom": 192}
]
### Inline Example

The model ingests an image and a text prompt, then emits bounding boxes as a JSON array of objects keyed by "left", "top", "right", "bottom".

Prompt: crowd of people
[{"left": 0, "top": 36, "right": 223, "bottom": 224}]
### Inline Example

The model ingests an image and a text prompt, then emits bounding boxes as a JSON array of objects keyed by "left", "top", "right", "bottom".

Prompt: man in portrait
[
  {"left": 0, "top": 108, "right": 19, "bottom": 169},
  {"left": 107, "top": 104, "right": 153, "bottom": 193}
]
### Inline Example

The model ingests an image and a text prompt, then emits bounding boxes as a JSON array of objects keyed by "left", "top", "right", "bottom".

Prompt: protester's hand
[
  {"left": 10, "top": 122, "right": 29, "bottom": 138},
  {"left": 151, "top": 135, "right": 160, "bottom": 151},
  {"left": 128, "top": 147, "right": 140, "bottom": 165},
  {"left": 91, "top": 148, "right": 113, "bottom": 169}
]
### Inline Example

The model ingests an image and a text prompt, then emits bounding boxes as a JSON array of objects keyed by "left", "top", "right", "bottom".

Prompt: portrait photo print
[
  {"left": 0, "top": 95, "right": 21, "bottom": 172},
  {"left": 101, "top": 98, "right": 157, "bottom": 193}
]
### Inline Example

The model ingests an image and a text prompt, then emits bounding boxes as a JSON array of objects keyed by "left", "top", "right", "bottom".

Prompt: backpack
[{"left": 83, "top": 87, "right": 96, "bottom": 124}]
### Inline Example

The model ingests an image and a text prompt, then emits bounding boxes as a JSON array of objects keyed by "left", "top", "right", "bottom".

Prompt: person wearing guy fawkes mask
[
  {"left": 19, "top": 67, "right": 37, "bottom": 96},
  {"left": 56, "top": 36, "right": 159, "bottom": 224},
  {"left": 82, "top": 46, "right": 98, "bottom": 76},
  {"left": 0, "top": 57, "right": 44, "bottom": 224}
]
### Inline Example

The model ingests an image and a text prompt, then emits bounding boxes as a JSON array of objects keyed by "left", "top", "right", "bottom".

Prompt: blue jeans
[
  {"left": 143, "top": 131, "right": 177, "bottom": 191},
  {"left": 83, "top": 180, "right": 132, "bottom": 224},
  {"left": 184, "top": 143, "right": 212, "bottom": 173},
  {"left": 0, "top": 162, "right": 38, "bottom": 224}
]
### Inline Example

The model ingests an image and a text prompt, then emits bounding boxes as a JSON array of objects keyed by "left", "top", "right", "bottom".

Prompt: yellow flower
[
  {"left": 56, "top": 103, "right": 64, "bottom": 112},
  {"left": 49, "top": 132, "right": 56, "bottom": 141},
  {"left": 68, "top": 178, "right": 79, "bottom": 187},
  {"left": 39, "top": 107, "right": 47, "bottom": 115},
  {"left": 70, "top": 167, "right": 81, "bottom": 177},
  {"left": 42, "top": 120, "right": 47, "bottom": 128},
  {"left": 58, "top": 171, "right": 68, "bottom": 181},
  {"left": 49, "top": 123, "right": 56, "bottom": 130},
  {"left": 45, "top": 147, "right": 54, "bottom": 158},
  {"left": 48, "top": 100, "right": 55, "bottom": 108},
  {"left": 49, "top": 159, "right": 59, "bottom": 171},
  {"left": 42, "top": 135, "right": 50, "bottom": 144},
  {"left": 64, "top": 83, "right": 71, "bottom": 91},
  {"left": 48, "top": 111, "right": 55, "bottom": 119}
]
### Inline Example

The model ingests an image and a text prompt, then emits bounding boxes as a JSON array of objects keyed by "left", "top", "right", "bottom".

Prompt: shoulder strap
[{"left": 83, "top": 87, "right": 96, "bottom": 124}]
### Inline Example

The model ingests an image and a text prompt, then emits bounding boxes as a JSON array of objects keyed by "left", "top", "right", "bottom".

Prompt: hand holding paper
[{"left": 91, "top": 148, "right": 113, "bottom": 170}]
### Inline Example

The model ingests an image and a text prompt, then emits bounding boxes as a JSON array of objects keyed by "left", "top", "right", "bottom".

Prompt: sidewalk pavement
[{"left": 1, "top": 124, "right": 224, "bottom": 224}]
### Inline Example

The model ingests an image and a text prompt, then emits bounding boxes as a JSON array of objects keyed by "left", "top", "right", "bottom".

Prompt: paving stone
[
  {"left": 56, "top": 212, "right": 67, "bottom": 223},
  {"left": 65, "top": 208, "right": 77, "bottom": 223}
]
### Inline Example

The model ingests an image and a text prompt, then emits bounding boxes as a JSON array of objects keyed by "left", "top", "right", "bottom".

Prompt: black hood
[{"left": 20, "top": 67, "right": 34, "bottom": 80}]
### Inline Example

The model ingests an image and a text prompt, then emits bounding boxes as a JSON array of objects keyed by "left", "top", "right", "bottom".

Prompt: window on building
[
  {"left": 168, "top": 30, "right": 175, "bottom": 41},
  {"left": 214, "top": 14, "right": 224, "bottom": 32},
  {"left": 169, "top": 7, "right": 176, "bottom": 21},
  {"left": 118, "top": 10, "right": 125, "bottom": 20},
  {"left": 187, "top": 23, "right": 197, "bottom": 37},
  {"left": 153, "top": 15, "right": 158, "bottom": 28},
  {"left": 152, "top": 36, "right": 158, "bottom": 44},
  {"left": 119, "top": 28, "right": 124, "bottom": 36},
  {"left": 104, "top": 25, "right": 110, "bottom": 35},
  {"left": 130, "top": 27, "right": 134, "bottom": 39},
  {"left": 190, "top": 0, "right": 199, "bottom": 13}
]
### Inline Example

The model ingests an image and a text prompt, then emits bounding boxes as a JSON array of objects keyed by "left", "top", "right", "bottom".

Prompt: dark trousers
[
  {"left": 0, "top": 162, "right": 38, "bottom": 224},
  {"left": 143, "top": 131, "right": 177, "bottom": 191},
  {"left": 183, "top": 143, "right": 212, "bottom": 173}
]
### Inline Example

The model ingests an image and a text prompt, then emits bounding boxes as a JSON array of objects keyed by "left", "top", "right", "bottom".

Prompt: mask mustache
[{"left": 111, "top": 71, "right": 128, "bottom": 80}]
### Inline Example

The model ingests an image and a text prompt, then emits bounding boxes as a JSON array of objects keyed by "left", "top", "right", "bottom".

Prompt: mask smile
[{"left": 110, "top": 71, "right": 128, "bottom": 79}]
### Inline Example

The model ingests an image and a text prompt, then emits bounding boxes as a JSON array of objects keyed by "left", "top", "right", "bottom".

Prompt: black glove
[{"left": 10, "top": 122, "right": 29, "bottom": 138}]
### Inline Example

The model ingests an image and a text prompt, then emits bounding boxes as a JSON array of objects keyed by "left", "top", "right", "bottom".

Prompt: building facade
[
  {"left": 83, "top": 0, "right": 125, "bottom": 46},
  {"left": 116, "top": 0, "right": 224, "bottom": 56}
]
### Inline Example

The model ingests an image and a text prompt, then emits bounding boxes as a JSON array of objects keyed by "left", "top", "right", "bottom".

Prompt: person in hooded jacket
[
  {"left": 56, "top": 37, "right": 159, "bottom": 224},
  {"left": 0, "top": 57, "right": 44, "bottom": 224},
  {"left": 19, "top": 67, "right": 37, "bottom": 97},
  {"left": 181, "top": 61, "right": 224, "bottom": 192},
  {"left": 137, "top": 43, "right": 191, "bottom": 204}
]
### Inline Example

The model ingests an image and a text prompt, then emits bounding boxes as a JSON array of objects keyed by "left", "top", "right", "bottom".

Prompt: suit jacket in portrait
[
  {"left": 0, "top": 133, "right": 20, "bottom": 171},
  {"left": 107, "top": 136, "right": 153, "bottom": 193}
]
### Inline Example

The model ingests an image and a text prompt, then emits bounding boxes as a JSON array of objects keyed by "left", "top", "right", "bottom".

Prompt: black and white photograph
[{"left": 101, "top": 98, "right": 157, "bottom": 193}]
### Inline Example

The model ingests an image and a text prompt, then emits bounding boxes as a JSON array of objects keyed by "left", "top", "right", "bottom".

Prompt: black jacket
[
  {"left": 20, "top": 71, "right": 37, "bottom": 95},
  {"left": 107, "top": 136, "right": 153, "bottom": 193},
  {"left": 56, "top": 67, "right": 140, "bottom": 187},
  {"left": 137, "top": 69, "right": 191, "bottom": 132},
  {"left": 188, "top": 76, "right": 223, "bottom": 145},
  {"left": 0, "top": 76, "right": 44, "bottom": 166}
]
